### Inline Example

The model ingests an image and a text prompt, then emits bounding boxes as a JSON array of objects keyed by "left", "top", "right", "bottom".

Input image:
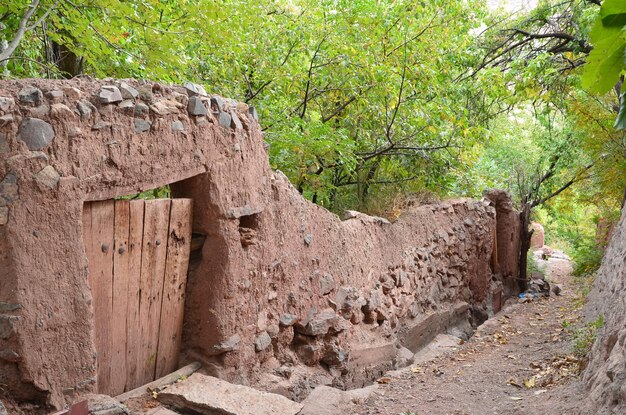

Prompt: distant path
[{"left": 352, "top": 249, "right": 586, "bottom": 415}]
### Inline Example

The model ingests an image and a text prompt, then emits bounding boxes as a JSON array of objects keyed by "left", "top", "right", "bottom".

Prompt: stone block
[
  {"left": 184, "top": 82, "right": 207, "bottom": 97},
  {"left": 45, "top": 90, "right": 64, "bottom": 101},
  {"left": 0, "top": 173, "right": 19, "bottom": 206},
  {"left": 99, "top": 85, "right": 123, "bottom": 104},
  {"left": 17, "top": 118, "right": 55, "bottom": 150},
  {"left": 18, "top": 87, "right": 42, "bottom": 105},
  {"left": 0, "top": 316, "right": 19, "bottom": 340},
  {"left": 134, "top": 119, "right": 152, "bottom": 133},
  {"left": 187, "top": 96, "right": 208, "bottom": 116},
  {"left": 35, "top": 166, "right": 60, "bottom": 189},
  {"left": 218, "top": 111, "right": 231, "bottom": 128},
  {"left": 255, "top": 331, "right": 272, "bottom": 352},
  {"left": 279, "top": 314, "right": 299, "bottom": 327},
  {"left": 209, "top": 335, "right": 241, "bottom": 355},
  {"left": 50, "top": 103, "right": 75, "bottom": 119},
  {"left": 320, "top": 273, "right": 335, "bottom": 295},
  {"left": 157, "top": 373, "right": 303, "bottom": 415},
  {"left": 0, "top": 97, "right": 15, "bottom": 112},
  {"left": 118, "top": 82, "right": 139, "bottom": 100},
  {"left": 0, "top": 207, "right": 7, "bottom": 225},
  {"left": 171, "top": 120, "right": 185, "bottom": 131}
]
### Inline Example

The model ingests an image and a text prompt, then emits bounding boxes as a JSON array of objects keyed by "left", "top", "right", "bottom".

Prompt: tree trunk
[
  {"left": 48, "top": 40, "right": 83, "bottom": 78},
  {"left": 518, "top": 203, "right": 533, "bottom": 292}
]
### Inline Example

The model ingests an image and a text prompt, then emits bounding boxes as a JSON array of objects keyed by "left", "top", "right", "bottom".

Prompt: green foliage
[
  {"left": 582, "top": 0, "right": 626, "bottom": 129},
  {"left": 116, "top": 185, "right": 171, "bottom": 201},
  {"left": 562, "top": 315, "right": 604, "bottom": 359},
  {"left": 2, "top": 0, "right": 502, "bottom": 212},
  {"left": 0, "top": 0, "right": 622, "bottom": 235},
  {"left": 527, "top": 254, "right": 545, "bottom": 279}
]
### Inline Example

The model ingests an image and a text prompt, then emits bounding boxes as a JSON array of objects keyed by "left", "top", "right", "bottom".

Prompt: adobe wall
[
  {"left": 583, "top": 204, "right": 626, "bottom": 414},
  {"left": 483, "top": 189, "right": 521, "bottom": 301},
  {"left": 0, "top": 78, "right": 519, "bottom": 409}
]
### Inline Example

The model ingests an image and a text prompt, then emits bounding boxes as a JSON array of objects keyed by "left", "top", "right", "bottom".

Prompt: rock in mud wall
[
  {"left": 0, "top": 78, "right": 511, "bottom": 408},
  {"left": 583, "top": 204, "right": 626, "bottom": 414}
]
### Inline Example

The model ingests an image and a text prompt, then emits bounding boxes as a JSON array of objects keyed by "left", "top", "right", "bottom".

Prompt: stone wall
[
  {"left": 0, "top": 78, "right": 520, "bottom": 409},
  {"left": 583, "top": 204, "right": 626, "bottom": 414}
]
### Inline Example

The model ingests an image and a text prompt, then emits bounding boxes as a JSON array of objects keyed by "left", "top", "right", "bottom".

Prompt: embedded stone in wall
[
  {"left": 134, "top": 119, "right": 152, "bottom": 133},
  {"left": 0, "top": 172, "right": 19, "bottom": 206},
  {"left": 255, "top": 332, "right": 272, "bottom": 352},
  {"left": 0, "top": 97, "right": 15, "bottom": 112},
  {"left": 210, "top": 335, "right": 241, "bottom": 355},
  {"left": 171, "top": 120, "right": 185, "bottom": 132},
  {"left": 118, "top": 82, "right": 139, "bottom": 100},
  {"left": 45, "top": 90, "right": 64, "bottom": 102},
  {"left": 150, "top": 100, "right": 179, "bottom": 115},
  {"left": 99, "top": 85, "right": 123, "bottom": 104},
  {"left": 17, "top": 118, "right": 55, "bottom": 150},
  {"left": 184, "top": 82, "right": 207, "bottom": 97},
  {"left": 296, "top": 309, "right": 347, "bottom": 336},
  {"left": 279, "top": 314, "right": 299, "bottom": 327},
  {"left": 50, "top": 103, "right": 75, "bottom": 120},
  {"left": 188, "top": 96, "right": 208, "bottom": 116},
  {"left": 18, "top": 87, "right": 42, "bottom": 105},
  {"left": 34, "top": 166, "right": 60, "bottom": 189},
  {"left": 0, "top": 207, "right": 8, "bottom": 225},
  {"left": 76, "top": 100, "right": 96, "bottom": 120}
]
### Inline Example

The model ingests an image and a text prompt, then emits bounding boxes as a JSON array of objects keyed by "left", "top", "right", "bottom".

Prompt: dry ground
[{"left": 351, "top": 251, "right": 589, "bottom": 415}]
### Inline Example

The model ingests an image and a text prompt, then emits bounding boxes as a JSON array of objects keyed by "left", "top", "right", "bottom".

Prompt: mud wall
[
  {"left": 483, "top": 189, "right": 521, "bottom": 302},
  {"left": 583, "top": 204, "right": 626, "bottom": 414},
  {"left": 0, "top": 79, "right": 519, "bottom": 409}
]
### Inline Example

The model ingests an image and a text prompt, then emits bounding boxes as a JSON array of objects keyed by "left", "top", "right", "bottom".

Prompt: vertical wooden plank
[
  {"left": 110, "top": 200, "right": 130, "bottom": 395},
  {"left": 89, "top": 200, "right": 115, "bottom": 394},
  {"left": 155, "top": 199, "right": 193, "bottom": 377},
  {"left": 138, "top": 199, "right": 171, "bottom": 383},
  {"left": 126, "top": 200, "right": 145, "bottom": 391}
]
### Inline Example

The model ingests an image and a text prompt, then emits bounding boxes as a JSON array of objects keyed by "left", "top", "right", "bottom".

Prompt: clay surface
[
  {"left": 0, "top": 79, "right": 520, "bottom": 409},
  {"left": 583, "top": 204, "right": 626, "bottom": 414}
]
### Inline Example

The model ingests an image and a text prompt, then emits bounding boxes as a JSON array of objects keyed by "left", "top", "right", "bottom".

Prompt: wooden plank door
[{"left": 82, "top": 198, "right": 192, "bottom": 395}]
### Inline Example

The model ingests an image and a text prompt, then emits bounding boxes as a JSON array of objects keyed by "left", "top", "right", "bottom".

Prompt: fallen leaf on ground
[
  {"left": 411, "top": 367, "right": 421, "bottom": 373},
  {"left": 509, "top": 396, "right": 523, "bottom": 401},
  {"left": 494, "top": 332, "right": 508, "bottom": 344},
  {"left": 507, "top": 377, "right": 522, "bottom": 388},
  {"left": 523, "top": 377, "right": 537, "bottom": 389}
]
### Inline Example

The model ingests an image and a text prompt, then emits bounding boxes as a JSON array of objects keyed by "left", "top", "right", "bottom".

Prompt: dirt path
[{"left": 352, "top": 250, "right": 587, "bottom": 415}]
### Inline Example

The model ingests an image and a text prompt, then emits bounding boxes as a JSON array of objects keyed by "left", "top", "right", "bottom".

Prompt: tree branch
[
  {"left": 530, "top": 162, "right": 594, "bottom": 208},
  {"left": 0, "top": 0, "right": 58, "bottom": 63}
]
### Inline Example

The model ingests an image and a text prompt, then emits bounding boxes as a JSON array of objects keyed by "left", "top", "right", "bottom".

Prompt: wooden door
[{"left": 82, "top": 198, "right": 192, "bottom": 395}]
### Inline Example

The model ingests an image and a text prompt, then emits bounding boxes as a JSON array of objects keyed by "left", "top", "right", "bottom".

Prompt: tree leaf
[
  {"left": 614, "top": 92, "right": 626, "bottom": 130},
  {"left": 581, "top": 21, "right": 625, "bottom": 94},
  {"left": 601, "top": 0, "right": 626, "bottom": 27}
]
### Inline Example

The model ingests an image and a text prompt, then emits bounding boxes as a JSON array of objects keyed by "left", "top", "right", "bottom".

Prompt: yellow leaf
[{"left": 523, "top": 377, "right": 536, "bottom": 389}]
